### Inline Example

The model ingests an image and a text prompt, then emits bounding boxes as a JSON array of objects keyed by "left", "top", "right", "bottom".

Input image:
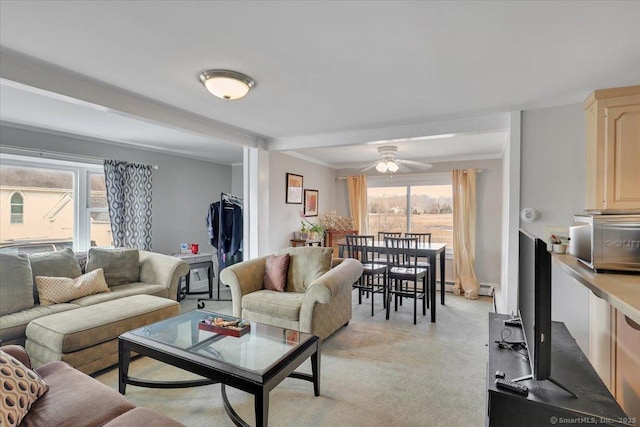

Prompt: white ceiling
[{"left": 1, "top": 1, "right": 639, "bottom": 167}]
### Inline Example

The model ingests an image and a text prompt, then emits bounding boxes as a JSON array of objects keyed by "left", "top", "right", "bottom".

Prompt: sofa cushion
[
  {"left": 0, "top": 304, "right": 79, "bottom": 346},
  {"left": 102, "top": 407, "right": 186, "bottom": 427},
  {"left": 70, "top": 282, "right": 168, "bottom": 306},
  {"left": 0, "top": 349, "right": 49, "bottom": 427},
  {"left": 23, "top": 361, "right": 135, "bottom": 427},
  {"left": 275, "top": 247, "right": 333, "bottom": 292},
  {"left": 35, "top": 268, "right": 110, "bottom": 306},
  {"left": 86, "top": 248, "right": 139, "bottom": 287},
  {"left": 242, "top": 290, "right": 304, "bottom": 321},
  {"left": 25, "top": 295, "right": 180, "bottom": 354},
  {"left": 0, "top": 252, "right": 34, "bottom": 316},
  {"left": 264, "top": 254, "right": 290, "bottom": 292},
  {"left": 29, "top": 248, "right": 83, "bottom": 304}
]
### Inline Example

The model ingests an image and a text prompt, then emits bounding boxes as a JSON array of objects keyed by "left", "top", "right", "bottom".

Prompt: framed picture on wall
[
  {"left": 286, "top": 173, "right": 303, "bottom": 204},
  {"left": 304, "top": 189, "right": 319, "bottom": 217}
]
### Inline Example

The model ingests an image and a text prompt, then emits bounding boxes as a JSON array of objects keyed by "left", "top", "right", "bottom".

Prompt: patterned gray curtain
[{"left": 104, "top": 159, "right": 153, "bottom": 250}]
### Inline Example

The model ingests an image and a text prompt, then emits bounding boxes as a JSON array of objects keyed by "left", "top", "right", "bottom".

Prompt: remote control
[
  {"left": 495, "top": 378, "right": 529, "bottom": 396},
  {"left": 504, "top": 319, "right": 522, "bottom": 327}
]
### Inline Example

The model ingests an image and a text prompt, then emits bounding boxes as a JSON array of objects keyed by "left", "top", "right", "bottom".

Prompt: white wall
[
  {"left": 268, "top": 152, "right": 336, "bottom": 252},
  {"left": 231, "top": 164, "right": 243, "bottom": 197},
  {"left": 519, "top": 103, "right": 590, "bottom": 352},
  {"left": 334, "top": 158, "right": 503, "bottom": 285},
  {"left": 0, "top": 125, "right": 232, "bottom": 255}
]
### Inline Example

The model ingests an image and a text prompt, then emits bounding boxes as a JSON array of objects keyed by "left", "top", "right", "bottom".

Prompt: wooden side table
[
  {"left": 325, "top": 230, "right": 358, "bottom": 257},
  {"left": 170, "top": 252, "right": 214, "bottom": 301}
]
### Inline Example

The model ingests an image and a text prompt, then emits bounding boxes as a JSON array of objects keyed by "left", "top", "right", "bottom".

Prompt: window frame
[
  {"left": 0, "top": 153, "right": 107, "bottom": 252},
  {"left": 367, "top": 172, "right": 454, "bottom": 254},
  {"left": 9, "top": 191, "right": 25, "bottom": 224}
]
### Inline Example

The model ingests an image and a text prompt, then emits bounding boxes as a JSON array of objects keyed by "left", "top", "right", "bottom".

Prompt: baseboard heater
[{"left": 440, "top": 281, "right": 495, "bottom": 297}]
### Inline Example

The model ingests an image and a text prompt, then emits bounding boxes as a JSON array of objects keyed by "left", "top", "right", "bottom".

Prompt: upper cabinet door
[
  {"left": 604, "top": 103, "right": 640, "bottom": 209},
  {"left": 585, "top": 86, "right": 640, "bottom": 210}
]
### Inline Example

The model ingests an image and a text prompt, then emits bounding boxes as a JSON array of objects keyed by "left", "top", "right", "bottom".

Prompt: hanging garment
[{"left": 206, "top": 201, "right": 243, "bottom": 255}]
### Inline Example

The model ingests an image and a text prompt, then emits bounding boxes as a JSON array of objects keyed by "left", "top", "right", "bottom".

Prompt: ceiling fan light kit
[
  {"left": 365, "top": 145, "right": 432, "bottom": 174},
  {"left": 198, "top": 69, "right": 256, "bottom": 100}
]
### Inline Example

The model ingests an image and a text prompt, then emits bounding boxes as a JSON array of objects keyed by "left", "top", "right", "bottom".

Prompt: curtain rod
[
  {"left": 0, "top": 145, "right": 159, "bottom": 169},
  {"left": 337, "top": 169, "right": 482, "bottom": 180}
]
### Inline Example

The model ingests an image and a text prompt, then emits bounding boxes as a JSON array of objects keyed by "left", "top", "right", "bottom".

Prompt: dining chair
[
  {"left": 404, "top": 232, "right": 431, "bottom": 245},
  {"left": 345, "top": 235, "right": 387, "bottom": 316},
  {"left": 404, "top": 232, "right": 432, "bottom": 268},
  {"left": 376, "top": 232, "right": 402, "bottom": 261},
  {"left": 384, "top": 237, "right": 428, "bottom": 324},
  {"left": 377, "top": 231, "right": 402, "bottom": 242}
]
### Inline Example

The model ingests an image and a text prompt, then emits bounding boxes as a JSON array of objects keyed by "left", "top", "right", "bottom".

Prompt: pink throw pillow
[{"left": 264, "top": 254, "right": 290, "bottom": 292}]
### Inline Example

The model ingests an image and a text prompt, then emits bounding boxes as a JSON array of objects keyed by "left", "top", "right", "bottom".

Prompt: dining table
[{"left": 338, "top": 241, "right": 447, "bottom": 322}]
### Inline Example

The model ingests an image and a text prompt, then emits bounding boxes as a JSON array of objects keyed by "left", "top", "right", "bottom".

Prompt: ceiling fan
[{"left": 360, "top": 146, "right": 432, "bottom": 174}]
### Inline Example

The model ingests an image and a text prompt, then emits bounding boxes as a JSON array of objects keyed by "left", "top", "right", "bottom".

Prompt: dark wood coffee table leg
[
  {"left": 255, "top": 389, "right": 269, "bottom": 427},
  {"left": 118, "top": 338, "right": 131, "bottom": 395},
  {"left": 312, "top": 342, "right": 321, "bottom": 396}
]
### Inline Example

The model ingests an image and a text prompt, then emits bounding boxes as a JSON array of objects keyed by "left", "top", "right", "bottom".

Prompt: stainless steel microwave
[{"left": 570, "top": 212, "right": 640, "bottom": 273}]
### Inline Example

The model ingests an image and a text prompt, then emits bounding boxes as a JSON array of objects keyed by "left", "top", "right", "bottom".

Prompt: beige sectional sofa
[
  {"left": 221, "top": 246, "right": 363, "bottom": 340},
  {"left": 0, "top": 248, "right": 188, "bottom": 374}
]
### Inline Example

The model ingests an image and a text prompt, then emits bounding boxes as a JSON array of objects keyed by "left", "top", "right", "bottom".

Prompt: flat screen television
[
  {"left": 516, "top": 229, "right": 574, "bottom": 396},
  {"left": 518, "top": 229, "right": 552, "bottom": 380}
]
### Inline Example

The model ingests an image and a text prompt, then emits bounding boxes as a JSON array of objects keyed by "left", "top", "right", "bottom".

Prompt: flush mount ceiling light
[{"left": 197, "top": 69, "right": 256, "bottom": 100}]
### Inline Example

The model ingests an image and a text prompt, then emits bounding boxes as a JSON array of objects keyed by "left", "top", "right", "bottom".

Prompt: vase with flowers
[{"left": 299, "top": 211, "right": 326, "bottom": 240}]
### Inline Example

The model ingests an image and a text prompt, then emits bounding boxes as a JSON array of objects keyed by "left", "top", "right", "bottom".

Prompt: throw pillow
[
  {"left": 275, "top": 247, "right": 333, "bottom": 293},
  {"left": 0, "top": 349, "right": 49, "bottom": 427},
  {"left": 263, "top": 254, "right": 290, "bottom": 292},
  {"left": 28, "top": 248, "right": 82, "bottom": 305},
  {"left": 35, "top": 268, "right": 111, "bottom": 306},
  {"left": 86, "top": 248, "right": 139, "bottom": 287},
  {"left": 0, "top": 252, "right": 35, "bottom": 316}
]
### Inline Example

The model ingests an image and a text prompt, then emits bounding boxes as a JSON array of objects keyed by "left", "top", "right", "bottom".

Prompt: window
[
  {"left": 0, "top": 154, "right": 111, "bottom": 254},
  {"left": 89, "top": 172, "right": 112, "bottom": 247},
  {"left": 367, "top": 178, "right": 453, "bottom": 250},
  {"left": 367, "top": 186, "right": 407, "bottom": 235},
  {"left": 10, "top": 192, "right": 24, "bottom": 223}
]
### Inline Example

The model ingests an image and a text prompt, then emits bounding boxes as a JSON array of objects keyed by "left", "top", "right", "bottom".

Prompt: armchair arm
[
  {"left": 302, "top": 258, "right": 363, "bottom": 306},
  {"left": 220, "top": 256, "right": 269, "bottom": 317},
  {"left": 2, "top": 345, "right": 31, "bottom": 368},
  {"left": 139, "top": 251, "right": 190, "bottom": 300}
]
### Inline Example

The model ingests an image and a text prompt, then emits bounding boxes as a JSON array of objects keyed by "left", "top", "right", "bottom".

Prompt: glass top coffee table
[{"left": 118, "top": 310, "right": 321, "bottom": 427}]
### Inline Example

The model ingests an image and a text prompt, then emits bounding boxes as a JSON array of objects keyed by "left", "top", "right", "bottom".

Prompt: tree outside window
[{"left": 367, "top": 184, "right": 453, "bottom": 249}]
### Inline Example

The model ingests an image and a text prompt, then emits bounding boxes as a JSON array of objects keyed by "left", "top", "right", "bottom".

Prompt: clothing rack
[{"left": 198, "top": 192, "right": 243, "bottom": 307}]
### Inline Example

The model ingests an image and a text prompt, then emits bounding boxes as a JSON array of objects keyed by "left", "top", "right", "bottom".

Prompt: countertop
[{"left": 552, "top": 253, "right": 640, "bottom": 325}]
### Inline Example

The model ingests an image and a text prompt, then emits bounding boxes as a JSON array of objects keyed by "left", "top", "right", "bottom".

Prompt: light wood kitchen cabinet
[
  {"left": 615, "top": 310, "right": 640, "bottom": 419},
  {"left": 584, "top": 85, "right": 640, "bottom": 209}
]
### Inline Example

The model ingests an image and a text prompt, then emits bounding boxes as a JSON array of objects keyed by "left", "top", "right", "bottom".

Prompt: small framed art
[
  {"left": 304, "top": 189, "right": 319, "bottom": 217},
  {"left": 286, "top": 173, "right": 303, "bottom": 204}
]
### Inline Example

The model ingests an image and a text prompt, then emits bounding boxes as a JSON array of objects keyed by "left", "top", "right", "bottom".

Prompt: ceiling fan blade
[
  {"left": 398, "top": 159, "right": 432, "bottom": 169},
  {"left": 359, "top": 162, "right": 378, "bottom": 172}
]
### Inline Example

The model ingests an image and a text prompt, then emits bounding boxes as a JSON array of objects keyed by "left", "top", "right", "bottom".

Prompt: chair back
[
  {"left": 378, "top": 231, "right": 402, "bottom": 242},
  {"left": 404, "top": 232, "right": 432, "bottom": 245},
  {"left": 345, "top": 235, "right": 377, "bottom": 266},
  {"left": 384, "top": 237, "right": 419, "bottom": 268}
]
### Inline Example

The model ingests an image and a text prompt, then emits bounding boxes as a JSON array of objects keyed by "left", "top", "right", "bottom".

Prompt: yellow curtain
[
  {"left": 347, "top": 175, "right": 368, "bottom": 234},
  {"left": 451, "top": 169, "right": 480, "bottom": 299}
]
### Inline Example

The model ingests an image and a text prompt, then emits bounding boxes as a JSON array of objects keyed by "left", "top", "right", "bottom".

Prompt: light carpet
[{"left": 96, "top": 291, "right": 493, "bottom": 426}]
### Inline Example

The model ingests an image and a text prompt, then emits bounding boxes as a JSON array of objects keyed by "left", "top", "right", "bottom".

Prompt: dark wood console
[{"left": 487, "top": 313, "right": 633, "bottom": 426}]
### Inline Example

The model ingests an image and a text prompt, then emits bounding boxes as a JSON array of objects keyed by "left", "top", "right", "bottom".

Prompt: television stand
[
  {"left": 511, "top": 373, "right": 577, "bottom": 398},
  {"left": 487, "top": 313, "right": 630, "bottom": 426}
]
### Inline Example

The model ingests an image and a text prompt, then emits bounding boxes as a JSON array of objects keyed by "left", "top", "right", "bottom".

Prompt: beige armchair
[{"left": 220, "top": 247, "right": 363, "bottom": 340}]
